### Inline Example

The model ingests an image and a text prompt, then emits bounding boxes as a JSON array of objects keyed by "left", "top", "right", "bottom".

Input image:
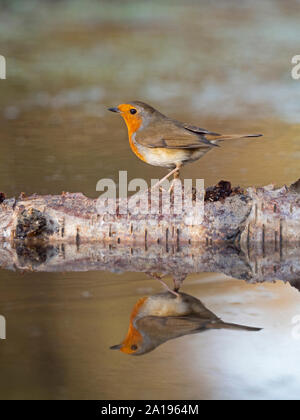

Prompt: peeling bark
[{"left": 1, "top": 180, "right": 299, "bottom": 249}]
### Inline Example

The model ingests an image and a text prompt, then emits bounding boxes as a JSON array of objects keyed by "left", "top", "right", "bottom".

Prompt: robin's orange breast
[{"left": 129, "top": 133, "right": 147, "bottom": 163}]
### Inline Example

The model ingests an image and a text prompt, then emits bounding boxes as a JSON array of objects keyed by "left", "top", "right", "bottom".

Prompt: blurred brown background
[{"left": 1, "top": 0, "right": 300, "bottom": 197}]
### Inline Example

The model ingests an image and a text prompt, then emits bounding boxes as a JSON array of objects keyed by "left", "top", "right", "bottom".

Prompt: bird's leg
[
  {"left": 168, "top": 164, "right": 182, "bottom": 194},
  {"left": 158, "top": 278, "right": 180, "bottom": 297},
  {"left": 174, "top": 166, "right": 181, "bottom": 179},
  {"left": 150, "top": 166, "right": 180, "bottom": 191},
  {"left": 146, "top": 272, "right": 179, "bottom": 297},
  {"left": 172, "top": 273, "right": 187, "bottom": 292}
]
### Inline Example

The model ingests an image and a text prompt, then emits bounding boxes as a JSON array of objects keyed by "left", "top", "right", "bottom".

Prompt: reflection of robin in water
[
  {"left": 109, "top": 101, "right": 262, "bottom": 189},
  {"left": 110, "top": 291, "right": 261, "bottom": 356}
]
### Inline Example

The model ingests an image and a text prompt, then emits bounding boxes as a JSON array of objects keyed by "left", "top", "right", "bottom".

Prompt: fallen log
[{"left": 0, "top": 180, "right": 300, "bottom": 251}]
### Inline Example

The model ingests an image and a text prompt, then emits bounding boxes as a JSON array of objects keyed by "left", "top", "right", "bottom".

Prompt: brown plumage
[{"left": 109, "top": 101, "right": 262, "bottom": 186}]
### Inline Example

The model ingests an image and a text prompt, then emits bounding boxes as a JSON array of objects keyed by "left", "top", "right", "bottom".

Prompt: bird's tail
[
  {"left": 215, "top": 321, "right": 262, "bottom": 332},
  {"left": 207, "top": 133, "right": 263, "bottom": 143}
]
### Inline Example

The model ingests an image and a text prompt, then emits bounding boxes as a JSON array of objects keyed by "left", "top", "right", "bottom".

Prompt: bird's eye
[
  {"left": 130, "top": 109, "right": 137, "bottom": 115},
  {"left": 131, "top": 344, "right": 138, "bottom": 351}
]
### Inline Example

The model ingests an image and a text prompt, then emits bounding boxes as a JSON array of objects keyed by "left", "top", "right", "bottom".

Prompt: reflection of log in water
[
  {"left": 110, "top": 291, "right": 261, "bottom": 356},
  {"left": 1, "top": 241, "right": 300, "bottom": 291},
  {"left": 0, "top": 180, "right": 300, "bottom": 247}
]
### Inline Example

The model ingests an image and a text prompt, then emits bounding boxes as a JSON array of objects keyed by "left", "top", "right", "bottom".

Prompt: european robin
[
  {"left": 110, "top": 291, "right": 261, "bottom": 355},
  {"left": 108, "top": 101, "right": 262, "bottom": 188}
]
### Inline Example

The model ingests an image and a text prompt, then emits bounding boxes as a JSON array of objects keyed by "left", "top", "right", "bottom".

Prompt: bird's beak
[
  {"left": 108, "top": 107, "right": 120, "bottom": 113},
  {"left": 110, "top": 344, "right": 123, "bottom": 350}
]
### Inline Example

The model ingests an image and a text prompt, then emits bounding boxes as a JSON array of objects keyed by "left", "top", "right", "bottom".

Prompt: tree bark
[{"left": 0, "top": 180, "right": 299, "bottom": 249}]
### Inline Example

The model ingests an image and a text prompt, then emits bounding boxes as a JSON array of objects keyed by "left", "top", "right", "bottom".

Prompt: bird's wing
[
  {"left": 182, "top": 122, "right": 220, "bottom": 136},
  {"left": 137, "top": 315, "right": 260, "bottom": 338},
  {"left": 136, "top": 315, "right": 217, "bottom": 339},
  {"left": 135, "top": 119, "right": 218, "bottom": 149}
]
